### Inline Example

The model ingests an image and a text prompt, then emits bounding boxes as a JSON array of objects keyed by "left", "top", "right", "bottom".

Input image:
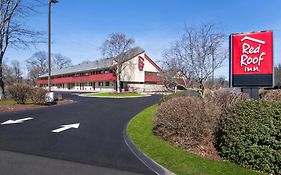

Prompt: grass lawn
[
  {"left": 0, "top": 100, "right": 17, "bottom": 105},
  {"left": 0, "top": 99, "right": 33, "bottom": 105},
  {"left": 127, "top": 105, "right": 265, "bottom": 175},
  {"left": 85, "top": 92, "right": 144, "bottom": 97}
]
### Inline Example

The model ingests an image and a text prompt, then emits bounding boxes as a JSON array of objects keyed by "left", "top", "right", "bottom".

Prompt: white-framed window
[{"left": 98, "top": 82, "right": 103, "bottom": 86}]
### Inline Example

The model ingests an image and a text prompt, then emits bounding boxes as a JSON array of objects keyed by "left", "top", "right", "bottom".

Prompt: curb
[
  {"left": 123, "top": 121, "right": 176, "bottom": 175},
  {"left": 78, "top": 94, "right": 151, "bottom": 99}
]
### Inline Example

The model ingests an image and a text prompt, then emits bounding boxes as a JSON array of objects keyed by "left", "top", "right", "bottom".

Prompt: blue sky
[{"left": 5, "top": 0, "right": 281, "bottom": 78}]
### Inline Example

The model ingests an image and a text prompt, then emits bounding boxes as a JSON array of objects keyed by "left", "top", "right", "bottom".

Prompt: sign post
[{"left": 230, "top": 31, "right": 273, "bottom": 99}]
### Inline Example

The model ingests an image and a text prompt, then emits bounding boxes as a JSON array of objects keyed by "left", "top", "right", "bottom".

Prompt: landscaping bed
[
  {"left": 0, "top": 83, "right": 74, "bottom": 113},
  {"left": 128, "top": 89, "right": 281, "bottom": 175},
  {"left": 128, "top": 105, "right": 264, "bottom": 175},
  {"left": 0, "top": 99, "right": 73, "bottom": 113}
]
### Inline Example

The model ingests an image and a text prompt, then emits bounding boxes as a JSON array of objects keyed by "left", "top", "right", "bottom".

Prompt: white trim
[{"left": 240, "top": 36, "right": 265, "bottom": 44}]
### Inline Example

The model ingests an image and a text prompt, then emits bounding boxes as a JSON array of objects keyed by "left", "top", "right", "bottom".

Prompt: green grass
[
  {"left": 85, "top": 92, "right": 144, "bottom": 97},
  {"left": 0, "top": 99, "right": 33, "bottom": 105},
  {"left": 0, "top": 100, "right": 17, "bottom": 105},
  {"left": 127, "top": 105, "right": 265, "bottom": 175}
]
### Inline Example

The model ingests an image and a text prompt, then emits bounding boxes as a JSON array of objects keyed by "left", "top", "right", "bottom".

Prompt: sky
[{"left": 5, "top": 0, "right": 281, "bottom": 78}]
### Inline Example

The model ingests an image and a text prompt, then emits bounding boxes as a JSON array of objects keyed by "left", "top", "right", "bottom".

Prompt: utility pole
[{"left": 48, "top": 0, "right": 58, "bottom": 92}]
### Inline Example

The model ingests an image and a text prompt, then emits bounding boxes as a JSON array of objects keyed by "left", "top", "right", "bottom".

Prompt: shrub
[
  {"left": 7, "top": 83, "right": 32, "bottom": 104},
  {"left": 153, "top": 96, "right": 221, "bottom": 159},
  {"left": 218, "top": 100, "right": 281, "bottom": 175},
  {"left": 158, "top": 90, "right": 201, "bottom": 105},
  {"left": 31, "top": 87, "right": 47, "bottom": 105},
  {"left": 205, "top": 91, "right": 250, "bottom": 112},
  {"left": 261, "top": 89, "right": 281, "bottom": 101}
]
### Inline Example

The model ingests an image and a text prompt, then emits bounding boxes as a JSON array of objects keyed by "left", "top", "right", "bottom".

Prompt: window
[
  {"left": 98, "top": 82, "right": 103, "bottom": 86},
  {"left": 105, "top": 82, "right": 110, "bottom": 86},
  {"left": 104, "top": 70, "right": 110, "bottom": 74}
]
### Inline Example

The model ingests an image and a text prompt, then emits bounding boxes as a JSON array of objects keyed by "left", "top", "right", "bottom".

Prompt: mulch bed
[{"left": 0, "top": 99, "right": 74, "bottom": 113}]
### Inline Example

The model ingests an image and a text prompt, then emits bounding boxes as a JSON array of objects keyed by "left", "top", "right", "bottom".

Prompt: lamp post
[{"left": 48, "top": 0, "right": 58, "bottom": 92}]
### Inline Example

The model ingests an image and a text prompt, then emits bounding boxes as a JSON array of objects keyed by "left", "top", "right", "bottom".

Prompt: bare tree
[
  {"left": 162, "top": 23, "right": 227, "bottom": 95},
  {"left": 274, "top": 64, "right": 281, "bottom": 87},
  {"left": 0, "top": 0, "right": 43, "bottom": 99},
  {"left": 26, "top": 51, "right": 73, "bottom": 85},
  {"left": 161, "top": 52, "right": 192, "bottom": 92},
  {"left": 26, "top": 51, "right": 48, "bottom": 85},
  {"left": 53, "top": 53, "right": 72, "bottom": 69},
  {"left": 2, "top": 62, "right": 14, "bottom": 86},
  {"left": 11, "top": 60, "right": 22, "bottom": 82},
  {"left": 100, "top": 33, "right": 135, "bottom": 93},
  {"left": 205, "top": 76, "right": 229, "bottom": 89}
]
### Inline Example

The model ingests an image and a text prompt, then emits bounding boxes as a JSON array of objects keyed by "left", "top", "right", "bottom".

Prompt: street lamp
[{"left": 48, "top": 0, "right": 58, "bottom": 92}]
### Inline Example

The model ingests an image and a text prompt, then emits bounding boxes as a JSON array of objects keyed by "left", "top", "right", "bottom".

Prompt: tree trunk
[
  {"left": 0, "top": 80, "right": 4, "bottom": 99},
  {"left": 116, "top": 66, "right": 121, "bottom": 93},
  {"left": 0, "top": 54, "right": 5, "bottom": 99},
  {"left": 174, "top": 85, "right": 177, "bottom": 93},
  {"left": 198, "top": 79, "right": 205, "bottom": 97},
  {"left": 117, "top": 75, "right": 120, "bottom": 93}
]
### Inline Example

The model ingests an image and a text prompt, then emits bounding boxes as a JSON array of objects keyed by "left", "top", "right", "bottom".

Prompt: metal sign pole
[{"left": 241, "top": 88, "right": 259, "bottom": 100}]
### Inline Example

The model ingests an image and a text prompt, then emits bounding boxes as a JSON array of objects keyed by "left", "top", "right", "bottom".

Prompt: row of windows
[
  {"left": 42, "top": 81, "right": 113, "bottom": 88},
  {"left": 43, "top": 82, "right": 112, "bottom": 87},
  {"left": 41, "top": 69, "right": 113, "bottom": 80},
  {"left": 73, "top": 70, "right": 112, "bottom": 77},
  {"left": 74, "top": 82, "right": 111, "bottom": 87}
]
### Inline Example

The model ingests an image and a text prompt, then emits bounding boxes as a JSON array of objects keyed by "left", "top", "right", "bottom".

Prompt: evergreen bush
[{"left": 218, "top": 100, "right": 281, "bottom": 175}]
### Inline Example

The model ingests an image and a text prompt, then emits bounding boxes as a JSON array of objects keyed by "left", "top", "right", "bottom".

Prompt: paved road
[{"left": 0, "top": 93, "right": 161, "bottom": 175}]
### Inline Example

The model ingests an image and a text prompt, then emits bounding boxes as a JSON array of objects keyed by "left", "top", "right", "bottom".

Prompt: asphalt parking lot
[{"left": 0, "top": 92, "right": 161, "bottom": 175}]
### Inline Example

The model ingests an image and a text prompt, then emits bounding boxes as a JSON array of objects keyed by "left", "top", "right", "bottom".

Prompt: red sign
[
  {"left": 138, "top": 56, "right": 145, "bottom": 71},
  {"left": 231, "top": 31, "right": 273, "bottom": 75}
]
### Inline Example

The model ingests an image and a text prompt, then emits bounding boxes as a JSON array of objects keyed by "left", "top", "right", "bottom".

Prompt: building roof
[{"left": 39, "top": 47, "right": 145, "bottom": 78}]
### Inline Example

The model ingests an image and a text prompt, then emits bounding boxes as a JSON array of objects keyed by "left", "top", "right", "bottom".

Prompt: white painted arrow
[
  {"left": 1, "top": 117, "right": 33, "bottom": 125},
  {"left": 52, "top": 123, "right": 80, "bottom": 133}
]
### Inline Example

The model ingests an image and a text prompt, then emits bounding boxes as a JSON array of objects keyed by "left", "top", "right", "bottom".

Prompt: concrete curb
[
  {"left": 78, "top": 94, "right": 151, "bottom": 99},
  {"left": 123, "top": 121, "right": 176, "bottom": 175}
]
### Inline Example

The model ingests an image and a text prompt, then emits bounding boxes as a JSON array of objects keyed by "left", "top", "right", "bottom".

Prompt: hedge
[{"left": 218, "top": 100, "right": 281, "bottom": 175}]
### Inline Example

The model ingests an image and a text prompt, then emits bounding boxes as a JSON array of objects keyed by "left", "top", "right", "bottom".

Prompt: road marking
[
  {"left": 52, "top": 123, "right": 80, "bottom": 133},
  {"left": 1, "top": 117, "right": 33, "bottom": 125}
]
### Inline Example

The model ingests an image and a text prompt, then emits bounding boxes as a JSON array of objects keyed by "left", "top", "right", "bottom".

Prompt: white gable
[{"left": 120, "top": 52, "right": 160, "bottom": 82}]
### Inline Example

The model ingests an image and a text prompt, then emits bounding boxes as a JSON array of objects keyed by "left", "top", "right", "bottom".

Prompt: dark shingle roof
[{"left": 39, "top": 47, "right": 145, "bottom": 78}]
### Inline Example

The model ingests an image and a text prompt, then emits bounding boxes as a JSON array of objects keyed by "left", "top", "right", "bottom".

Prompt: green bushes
[
  {"left": 218, "top": 100, "right": 281, "bottom": 175},
  {"left": 154, "top": 90, "right": 281, "bottom": 174}
]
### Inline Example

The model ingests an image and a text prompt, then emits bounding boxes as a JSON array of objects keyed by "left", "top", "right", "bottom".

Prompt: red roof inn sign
[{"left": 230, "top": 31, "right": 273, "bottom": 87}]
